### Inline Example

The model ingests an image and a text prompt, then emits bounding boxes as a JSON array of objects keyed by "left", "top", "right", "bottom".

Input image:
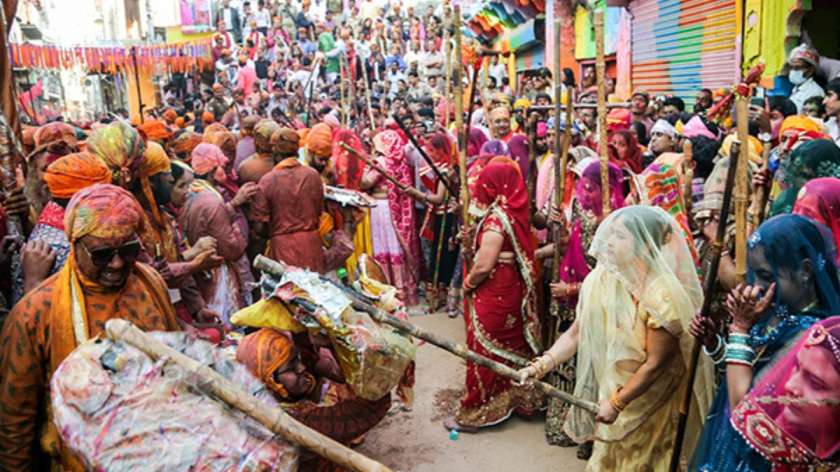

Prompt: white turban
[{"left": 651, "top": 119, "right": 677, "bottom": 138}]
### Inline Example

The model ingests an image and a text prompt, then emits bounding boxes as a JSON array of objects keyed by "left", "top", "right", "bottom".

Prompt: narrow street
[{"left": 357, "top": 312, "right": 585, "bottom": 472}]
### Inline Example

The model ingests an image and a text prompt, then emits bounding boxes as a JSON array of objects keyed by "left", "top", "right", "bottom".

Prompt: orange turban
[
  {"left": 779, "top": 115, "right": 823, "bottom": 138},
  {"left": 606, "top": 108, "right": 632, "bottom": 132},
  {"left": 174, "top": 117, "right": 186, "bottom": 129},
  {"left": 202, "top": 111, "right": 215, "bottom": 124},
  {"left": 140, "top": 142, "right": 171, "bottom": 178},
  {"left": 162, "top": 108, "right": 178, "bottom": 124},
  {"left": 44, "top": 152, "right": 111, "bottom": 200},
  {"left": 170, "top": 132, "right": 203, "bottom": 160},
  {"left": 306, "top": 123, "right": 333, "bottom": 158},
  {"left": 271, "top": 127, "right": 300, "bottom": 156},
  {"left": 64, "top": 183, "right": 144, "bottom": 242},
  {"left": 235, "top": 328, "right": 294, "bottom": 399},
  {"left": 204, "top": 130, "right": 237, "bottom": 159},
  {"left": 139, "top": 120, "right": 172, "bottom": 143},
  {"left": 203, "top": 122, "right": 228, "bottom": 137},
  {"left": 86, "top": 122, "right": 146, "bottom": 188}
]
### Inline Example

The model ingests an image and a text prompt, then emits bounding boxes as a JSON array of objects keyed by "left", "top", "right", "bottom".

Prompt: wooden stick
[
  {"left": 340, "top": 142, "right": 410, "bottom": 193},
  {"left": 594, "top": 11, "right": 610, "bottom": 216},
  {"left": 682, "top": 139, "right": 694, "bottom": 216},
  {"left": 359, "top": 51, "right": 376, "bottom": 133},
  {"left": 453, "top": 7, "right": 469, "bottom": 230},
  {"left": 430, "top": 195, "right": 450, "bottom": 310},
  {"left": 442, "top": 5, "right": 452, "bottom": 129},
  {"left": 526, "top": 112, "right": 539, "bottom": 216},
  {"left": 339, "top": 55, "right": 348, "bottom": 127},
  {"left": 253, "top": 256, "right": 599, "bottom": 415},
  {"left": 734, "top": 96, "right": 749, "bottom": 283},
  {"left": 750, "top": 134, "right": 772, "bottom": 226},
  {"left": 668, "top": 140, "right": 742, "bottom": 472},
  {"left": 104, "top": 319, "right": 393, "bottom": 472},
  {"left": 464, "top": 62, "right": 481, "bottom": 139},
  {"left": 391, "top": 114, "right": 458, "bottom": 196}
]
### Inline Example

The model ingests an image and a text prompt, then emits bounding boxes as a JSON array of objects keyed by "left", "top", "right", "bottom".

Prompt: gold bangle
[
  {"left": 543, "top": 351, "right": 559, "bottom": 372},
  {"left": 609, "top": 389, "right": 627, "bottom": 412}
]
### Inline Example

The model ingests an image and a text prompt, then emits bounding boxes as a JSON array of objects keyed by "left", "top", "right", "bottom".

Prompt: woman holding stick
[
  {"left": 444, "top": 160, "right": 543, "bottom": 433},
  {"left": 520, "top": 206, "right": 714, "bottom": 470},
  {"left": 360, "top": 130, "right": 420, "bottom": 305},
  {"left": 405, "top": 132, "right": 459, "bottom": 313},
  {"left": 542, "top": 160, "right": 624, "bottom": 454},
  {"left": 690, "top": 214, "right": 840, "bottom": 471}
]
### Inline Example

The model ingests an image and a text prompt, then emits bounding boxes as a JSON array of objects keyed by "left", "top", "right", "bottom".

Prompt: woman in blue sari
[{"left": 691, "top": 214, "right": 840, "bottom": 471}]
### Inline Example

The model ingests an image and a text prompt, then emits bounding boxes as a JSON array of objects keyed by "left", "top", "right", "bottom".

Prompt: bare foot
[{"left": 443, "top": 417, "right": 479, "bottom": 433}]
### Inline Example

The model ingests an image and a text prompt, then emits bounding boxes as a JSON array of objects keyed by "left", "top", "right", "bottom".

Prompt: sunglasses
[{"left": 80, "top": 239, "right": 143, "bottom": 267}]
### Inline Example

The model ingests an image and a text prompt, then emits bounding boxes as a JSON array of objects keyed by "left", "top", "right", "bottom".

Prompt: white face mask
[{"left": 789, "top": 69, "right": 807, "bottom": 85}]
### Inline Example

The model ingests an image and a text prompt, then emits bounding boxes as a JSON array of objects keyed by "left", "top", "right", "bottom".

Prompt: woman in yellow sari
[{"left": 519, "top": 206, "right": 714, "bottom": 470}]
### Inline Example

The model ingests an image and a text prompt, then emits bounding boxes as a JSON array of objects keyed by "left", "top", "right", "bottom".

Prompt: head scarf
[
  {"left": 472, "top": 161, "right": 541, "bottom": 357},
  {"left": 204, "top": 130, "right": 237, "bottom": 160},
  {"left": 423, "top": 132, "right": 454, "bottom": 167},
  {"left": 718, "top": 133, "right": 763, "bottom": 165},
  {"left": 86, "top": 121, "right": 146, "bottom": 188},
  {"left": 730, "top": 316, "right": 840, "bottom": 469},
  {"left": 682, "top": 115, "right": 719, "bottom": 140},
  {"left": 254, "top": 119, "right": 280, "bottom": 153},
  {"left": 793, "top": 178, "right": 840, "bottom": 265},
  {"left": 610, "top": 130, "right": 643, "bottom": 174},
  {"left": 467, "top": 127, "right": 488, "bottom": 159},
  {"left": 568, "top": 206, "right": 709, "bottom": 444},
  {"left": 272, "top": 127, "right": 301, "bottom": 157},
  {"left": 638, "top": 161, "right": 699, "bottom": 264},
  {"left": 306, "top": 123, "right": 333, "bottom": 158},
  {"left": 64, "top": 183, "right": 144, "bottom": 242},
  {"left": 772, "top": 139, "right": 840, "bottom": 216},
  {"left": 331, "top": 128, "right": 364, "bottom": 190},
  {"left": 139, "top": 142, "right": 171, "bottom": 178},
  {"left": 478, "top": 139, "right": 510, "bottom": 160},
  {"left": 373, "top": 130, "right": 419, "bottom": 271},
  {"left": 49, "top": 183, "right": 173, "bottom": 377},
  {"left": 139, "top": 120, "right": 172, "bottom": 143},
  {"left": 650, "top": 119, "right": 677, "bottom": 138},
  {"left": 241, "top": 115, "right": 261, "bottom": 133},
  {"left": 606, "top": 108, "right": 632, "bottom": 132},
  {"left": 44, "top": 152, "right": 111, "bottom": 200},
  {"left": 557, "top": 161, "right": 625, "bottom": 300},
  {"left": 203, "top": 122, "right": 229, "bottom": 137},
  {"left": 202, "top": 111, "right": 215, "bottom": 124},
  {"left": 513, "top": 97, "right": 531, "bottom": 111},
  {"left": 162, "top": 108, "right": 177, "bottom": 124},
  {"left": 30, "top": 122, "right": 79, "bottom": 165},
  {"left": 507, "top": 134, "right": 530, "bottom": 178},
  {"left": 779, "top": 115, "right": 824, "bottom": 139},
  {"left": 191, "top": 143, "right": 229, "bottom": 180},
  {"left": 170, "top": 131, "right": 203, "bottom": 161},
  {"left": 236, "top": 328, "right": 295, "bottom": 399},
  {"left": 788, "top": 43, "right": 819, "bottom": 67}
]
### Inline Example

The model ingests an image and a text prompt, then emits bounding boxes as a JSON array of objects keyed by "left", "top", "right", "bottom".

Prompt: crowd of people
[{"left": 1, "top": 0, "right": 840, "bottom": 470}]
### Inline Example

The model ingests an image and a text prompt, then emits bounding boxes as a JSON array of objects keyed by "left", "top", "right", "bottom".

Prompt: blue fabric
[{"left": 690, "top": 215, "right": 840, "bottom": 472}]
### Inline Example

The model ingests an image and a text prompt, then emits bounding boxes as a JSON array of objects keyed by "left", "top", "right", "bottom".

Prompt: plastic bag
[{"left": 51, "top": 332, "right": 299, "bottom": 471}]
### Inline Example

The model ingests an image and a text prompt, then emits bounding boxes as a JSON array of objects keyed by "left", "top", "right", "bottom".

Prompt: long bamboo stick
[
  {"left": 668, "top": 140, "right": 742, "bottom": 472},
  {"left": 359, "top": 52, "right": 376, "bottom": 133},
  {"left": 391, "top": 114, "right": 458, "bottom": 196},
  {"left": 734, "top": 96, "right": 749, "bottom": 283},
  {"left": 252, "top": 256, "right": 599, "bottom": 415},
  {"left": 340, "top": 142, "right": 410, "bottom": 193},
  {"left": 594, "top": 11, "right": 610, "bottom": 216},
  {"left": 443, "top": 4, "right": 452, "bottom": 129},
  {"left": 453, "top": 8, "right": 469, "bottom": 231},
  {"left": 548, "top": 19, "right": 565, "bottom": 332},
  {"left": 526, "top": 112, "right": 539, "bottom": 216},
  {"left": 750, "top": 134, "right": 772, "bottom": 227},
  {"left": 104, "top": 319, "right": 393, "bottom": 472}
]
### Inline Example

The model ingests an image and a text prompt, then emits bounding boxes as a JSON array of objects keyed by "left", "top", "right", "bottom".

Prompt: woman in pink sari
[
  {"left": 445, "top": 161, "right": 543, "bottom": 432},
  {"left": 361, "top": 130, "right": 420, "bottom": 305},
  {"left": 792, "top": 177, "right": 840, "bottom": 265}
]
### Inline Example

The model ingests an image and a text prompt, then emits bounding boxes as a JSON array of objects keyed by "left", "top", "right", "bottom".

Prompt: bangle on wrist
[
  {"left": 609, "top": 388, "right": 627, "bottom": 412},
  {"left": 703, "top": 334, "right": 726, "bottom": 364},
  {"left": 725, "top": 333, "right": 756, "bottom": 366}
]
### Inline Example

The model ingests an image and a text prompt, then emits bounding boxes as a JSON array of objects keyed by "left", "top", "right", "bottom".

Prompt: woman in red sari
[{"left": 445, "top": 161, "right": 543, "bottom": 432}]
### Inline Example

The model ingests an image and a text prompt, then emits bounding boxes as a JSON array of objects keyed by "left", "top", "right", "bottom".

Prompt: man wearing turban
[
  {"left": 24, "top": 122, "right": 81, "bottom": 217},
  {"left": 86, "top": 121, "right": 146, "bottom": 188},
  {"left": 234, "top": 115, "right": 261, "bottom": 171},
  {"left": 238, "top": 119, "right": 280, "bottom": 184},
  {"left": 139, "top": 119, "right": 173, "bottom": 145},
  {"left": 169, "top": 131, "right": 203, "bottom": 162},
  {"left": 10, "top": 152, "right": 111, "bottom": 303},
  {"left": 305, "top": 122, "right": 333, "bottom": 174},
  {"left": 248, "top": 120, "right": 329, "bottom": 272},
  {"left": 0, "top": 184, "right": 180, "bottom": 470}
]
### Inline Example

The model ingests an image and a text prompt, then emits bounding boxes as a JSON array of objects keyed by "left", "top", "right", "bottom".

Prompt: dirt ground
[{"left": 356, "top": 311, "right": 586, "bottom": 472}]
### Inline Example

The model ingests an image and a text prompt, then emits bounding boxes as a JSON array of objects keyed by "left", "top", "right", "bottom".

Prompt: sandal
[{"left": 576, "top": 441, "right": 593, "bottom": 460}]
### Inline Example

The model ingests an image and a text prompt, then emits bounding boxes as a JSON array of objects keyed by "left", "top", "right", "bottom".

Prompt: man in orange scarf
[{"left": 0, "top": 184, "right": 180, "bottom": 470}]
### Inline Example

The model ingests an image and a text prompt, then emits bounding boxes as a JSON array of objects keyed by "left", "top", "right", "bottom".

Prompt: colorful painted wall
[{"left": 742, "top": 0, "right": 813, "bottom": 87}]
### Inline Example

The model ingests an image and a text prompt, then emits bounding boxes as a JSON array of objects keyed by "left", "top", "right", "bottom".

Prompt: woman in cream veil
[{"left": 520, "top": 206, "right": 714, "bottom": 470}]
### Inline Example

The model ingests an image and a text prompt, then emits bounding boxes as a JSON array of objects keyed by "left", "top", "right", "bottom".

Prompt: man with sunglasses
[{"left": 0, "top": 184, "right": 180, "bottom": 470}]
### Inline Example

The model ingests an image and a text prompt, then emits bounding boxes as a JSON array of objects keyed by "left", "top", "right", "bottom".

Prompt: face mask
[{"left": 789, "top": 69, "right": 806, "bottom": 85}]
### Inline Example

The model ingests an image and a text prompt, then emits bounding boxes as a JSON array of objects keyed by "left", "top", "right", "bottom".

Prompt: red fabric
[
  {"left": 610, "top": 130, "right": 643, "bottom": 174},
  {"left": 376, "top": 130, "right": 419, "bottom": 269},
  {"left": 793, "top": 177, "right": 840, "bottom": 265},
  {"left": 36, "top": 201, "right": 65, "bottom": 230},
  {"left": 472, "top": 162, "right": 535, "bottom": 263},
  {"left": 331, "top": 129, "right": 365, "bottom": 190}
]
